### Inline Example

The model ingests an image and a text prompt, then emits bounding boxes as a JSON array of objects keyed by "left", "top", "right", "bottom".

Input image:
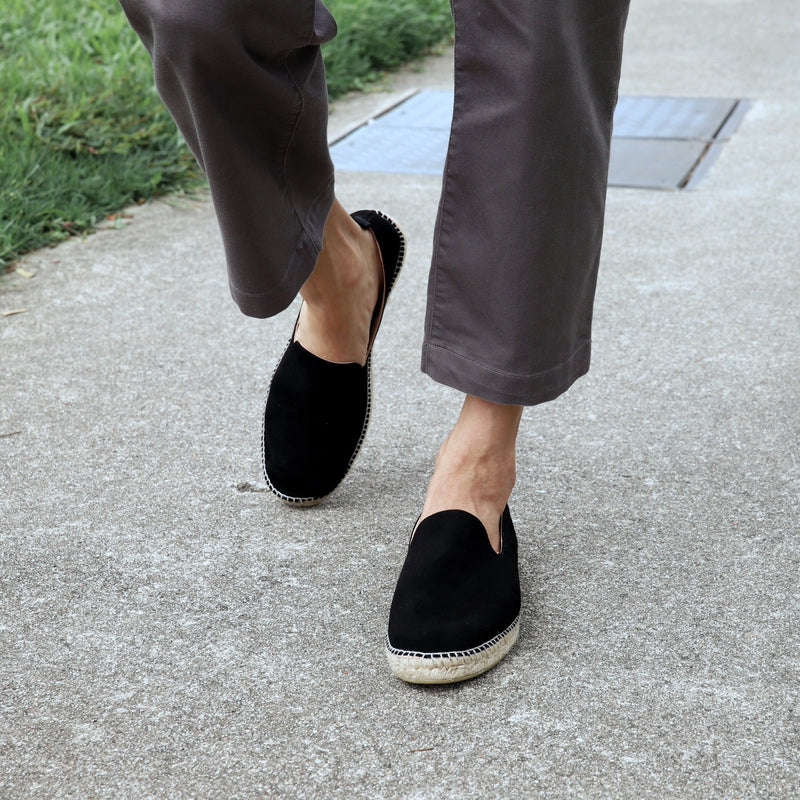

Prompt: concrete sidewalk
[{"left": 2, "top": 1, "right": 798, "bottom": 797}]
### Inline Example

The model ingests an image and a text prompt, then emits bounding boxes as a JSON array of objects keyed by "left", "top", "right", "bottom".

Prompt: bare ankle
[
  {"left": 421, "top": 396, "right": 523, "bottom": 552},
  {"left": 295, "top": 199, "right": 382, "bottom": 364},
  {"left": 303, "top": 201, "right": 372, "bottom": 298}
]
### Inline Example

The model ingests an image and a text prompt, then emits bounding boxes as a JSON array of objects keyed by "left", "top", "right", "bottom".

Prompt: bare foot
[
  {"left": 418, "top": 396, "right": 523, "bottom": 553},
  {"left": 294, "top": 199, "right": 382, "bottom": 365}
]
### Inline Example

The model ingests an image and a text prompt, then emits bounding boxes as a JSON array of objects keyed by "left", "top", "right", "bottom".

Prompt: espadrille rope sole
[
  {"left": 386, "top": 614, "right": 520, "bottom": 685},
  {"left": 261, "top": 211, "right": 405, "bottom": 506}
]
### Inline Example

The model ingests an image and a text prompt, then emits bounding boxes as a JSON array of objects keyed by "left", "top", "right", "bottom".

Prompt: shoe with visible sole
[
  {"left": 386, "top": 505, "right": 521, "bottom": 684},
  {"left": 262, "top": 210, "right": 405, "bottom": 506}
]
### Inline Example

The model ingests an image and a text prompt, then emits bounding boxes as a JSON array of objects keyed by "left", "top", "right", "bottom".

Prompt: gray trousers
[{"left": 120, "top": 0, "right": 629, "bottom": 406}]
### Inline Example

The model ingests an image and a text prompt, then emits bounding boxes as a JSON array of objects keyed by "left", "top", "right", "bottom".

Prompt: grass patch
[
  {"left": 1, "top": 0, "right": 452, "bottom": 270},
  {"left": 323, "top": 0, "right": 454, "bottom": 97}
]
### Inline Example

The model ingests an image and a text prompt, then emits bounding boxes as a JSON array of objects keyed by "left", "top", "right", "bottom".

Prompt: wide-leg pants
[{"left": 120, "top": 0, "right": 630, "bottom": 406}]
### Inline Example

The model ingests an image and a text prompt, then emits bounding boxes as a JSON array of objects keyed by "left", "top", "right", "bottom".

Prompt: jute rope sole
[{"left": 386, "top": 615, "right": 520, "bottom": 684}]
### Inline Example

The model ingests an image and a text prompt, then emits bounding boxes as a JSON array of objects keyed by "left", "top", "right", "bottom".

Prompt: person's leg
[
  {"left": 121, "top": 0, "right": 405, "bottom": 504},
  {"left": 424, "top": 0, "right": 631, "bottom": 404},
  {"left": 119, "top": 0, "right": 343, "bottom": 318},
  {"left": 421, "top": 0, "right": 631, "bottom": 541},
  {"left": 388, "top": 0, "right": 630, "bottom": 684}
]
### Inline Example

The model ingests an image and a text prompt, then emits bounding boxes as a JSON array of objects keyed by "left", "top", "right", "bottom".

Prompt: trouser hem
[
  {"left": 421, "top": 339, "right": 591, "bottom": 406},
  {"left": 228, "top": 183, "right": 335, "bottom": 319},
  {"left": 228, "top": 235, "right": 315, "bottom": 318}
]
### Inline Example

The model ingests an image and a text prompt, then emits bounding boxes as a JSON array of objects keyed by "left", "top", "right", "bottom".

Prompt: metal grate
[{"left": 330, "top": 90, "right": 749, "bottom": 190}]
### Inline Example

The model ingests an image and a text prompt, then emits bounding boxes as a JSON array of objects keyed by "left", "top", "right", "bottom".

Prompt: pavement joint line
[{"left": 328, "top": 87, "right": 421, "bottom": 146}]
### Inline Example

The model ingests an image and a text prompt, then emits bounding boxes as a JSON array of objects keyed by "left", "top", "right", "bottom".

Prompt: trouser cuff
[{"left": 421, "top": 339, "right": 591, "bottom": 406}]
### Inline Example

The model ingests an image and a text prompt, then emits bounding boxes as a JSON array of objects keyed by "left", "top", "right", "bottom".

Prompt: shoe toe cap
[{"left": 387, "top": 509, "right": 521, "bottom": 655}]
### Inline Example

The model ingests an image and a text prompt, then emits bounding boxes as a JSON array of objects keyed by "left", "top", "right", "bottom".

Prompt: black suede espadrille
[
  {"left": 262, "top": 210, "right": 405, "bottom": 505},
  {"left": 386, "top": 506, "right": 521, "bottom": 684}
]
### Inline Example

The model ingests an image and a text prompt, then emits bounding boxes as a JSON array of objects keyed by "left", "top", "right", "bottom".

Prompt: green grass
[
  {"left": 1, "top": 0, "right": 453, "bottom": 270},
  {"left": 322, "top": 0, "right": 454, "bottom": 98}
]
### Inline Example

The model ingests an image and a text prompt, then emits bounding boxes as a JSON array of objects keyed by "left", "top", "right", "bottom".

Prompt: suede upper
[
  {"left": 263, "top": 342, "right": 368, "bottom": 499},
  {"left": 387, "top": 506, "right": 521, "bottom": 655}
]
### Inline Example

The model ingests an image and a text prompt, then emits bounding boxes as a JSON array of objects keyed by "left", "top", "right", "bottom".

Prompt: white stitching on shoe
[{"left": 385, "top": 613, "right": 521, "bottom": 661}]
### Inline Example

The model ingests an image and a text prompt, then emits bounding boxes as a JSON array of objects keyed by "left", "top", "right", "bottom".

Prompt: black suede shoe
[
  {"left": 386, "top": 506, "right": 521, "bottom": 684},
  {"left": 262, "top": 210, "right": 405, "bottom": 505}
]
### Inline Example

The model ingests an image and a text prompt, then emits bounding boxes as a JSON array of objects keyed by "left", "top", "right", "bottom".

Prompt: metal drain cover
[{"left": 330, "top": 90, "right": 748, "bottom": 190}]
